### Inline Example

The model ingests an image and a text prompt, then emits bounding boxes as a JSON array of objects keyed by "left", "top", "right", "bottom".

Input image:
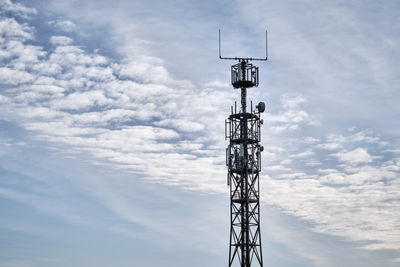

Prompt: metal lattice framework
[
  {"left": 225, "top": 93, "right": 264, "bottom": 267},
  {"left": 220, "top": 29, "right": 267, "bottom": 267}
]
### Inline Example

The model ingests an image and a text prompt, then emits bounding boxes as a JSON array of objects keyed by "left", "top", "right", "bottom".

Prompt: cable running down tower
[{"left": 220, "top": 30, "right": 268, "bottom": 267}]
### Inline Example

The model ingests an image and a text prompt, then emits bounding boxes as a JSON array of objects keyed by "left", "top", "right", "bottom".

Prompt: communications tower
[{"left": 220, "top": 30, "right": 267, "bottom": 267}]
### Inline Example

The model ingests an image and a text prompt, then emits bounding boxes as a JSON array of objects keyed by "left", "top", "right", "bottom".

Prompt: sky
[{"left": 0, "top": 0, "right": 399, "bottom": 266}]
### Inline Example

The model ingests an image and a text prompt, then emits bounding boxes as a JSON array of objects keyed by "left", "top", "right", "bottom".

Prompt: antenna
[
  {"left": 222, "top": 29, "right": 267, "bottom": 267},
  {"left": 219, "top": 29, "right": 268, "bottom": 61}
]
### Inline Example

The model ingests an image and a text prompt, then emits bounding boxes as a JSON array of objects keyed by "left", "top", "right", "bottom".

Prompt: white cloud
[
  {"left": 50, "top": 90, "right": 112, "bottom": 110},
  {"left": 0, "top": 67, "right": 35, "bottom": 85},
  {"left": 48, "top": 19, "right": 76, "bottom": 32},
  {"left": 0, "top": 94, "right": 8, "bottom": 103},
  {"left": 263, "top": 164, "right": 400, "bottom": 250},
  {"left": 1, "top": 41, "right": 46, "bottom": 65},
  {"left": 336, "top": 148, "right": 373, "bottom": 165},
  {"left": 264, "top": 165, "right": 291, "bottom": 172},
  {"left": 258, "top": 124, "right": 400, "bottom": 252},
  {"left": 281, "top": 94, "right": 307, "bottom": 109},
  {"left": 303, "top": 136, "right": 319, "bottom": 144},
  {"left": 0, "top": 18, "right": 33, "bottom": 40},
  {"left": 0, "top": 12, "right": 232, "bottom": 196},
  {"left": 262, "top": 94, "right": 315, "bottom": 134},
  {"left": 316, "top": 142, "right": 340, "bottom": 150},
  {"left": 50, "top": 35, "right": 73, "bottom": 46},
  {"left": 48, "top": 45, "right": 108, "bottom": 66},
  {"left": 154, "top": 119, "right": 204, "bottom": 133},
  {"left": 118, "top": 56, "right": 171, "bottom": 84},
  {"left": 290, "top": 149, "right": 314, "bottom": 159},
  {"left": 0, "top": 0, "right": 37, "bottom": 19}
]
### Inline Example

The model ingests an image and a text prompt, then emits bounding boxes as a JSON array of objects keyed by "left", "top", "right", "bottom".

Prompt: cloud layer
[{"left": 0, "top": 0, "right": 399, "bottom": 263}]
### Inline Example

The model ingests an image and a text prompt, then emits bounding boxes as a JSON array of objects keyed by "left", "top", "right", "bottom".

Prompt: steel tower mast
[{"left": 220, "top": 30, "right": 268, "bottom": 267}]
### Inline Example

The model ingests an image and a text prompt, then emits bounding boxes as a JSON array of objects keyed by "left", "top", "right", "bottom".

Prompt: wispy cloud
[
  {"left": 48, "top": 19, "right": 77, "bottom": 33},
  {"left": 1, "top": 0, "right": 400, "bottom": 264},
  {"left": 0, "top": 0, "right": 36, "bottom": 19}
]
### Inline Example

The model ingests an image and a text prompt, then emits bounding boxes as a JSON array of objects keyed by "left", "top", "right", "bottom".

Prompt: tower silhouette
[{"left": 220, "top": 30, "right": 267, "bottom": 267}]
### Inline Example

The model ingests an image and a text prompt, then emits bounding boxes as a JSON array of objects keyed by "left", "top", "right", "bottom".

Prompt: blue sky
[{"left": 0, "top": 0, "right": 399, "bottom": 266}]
